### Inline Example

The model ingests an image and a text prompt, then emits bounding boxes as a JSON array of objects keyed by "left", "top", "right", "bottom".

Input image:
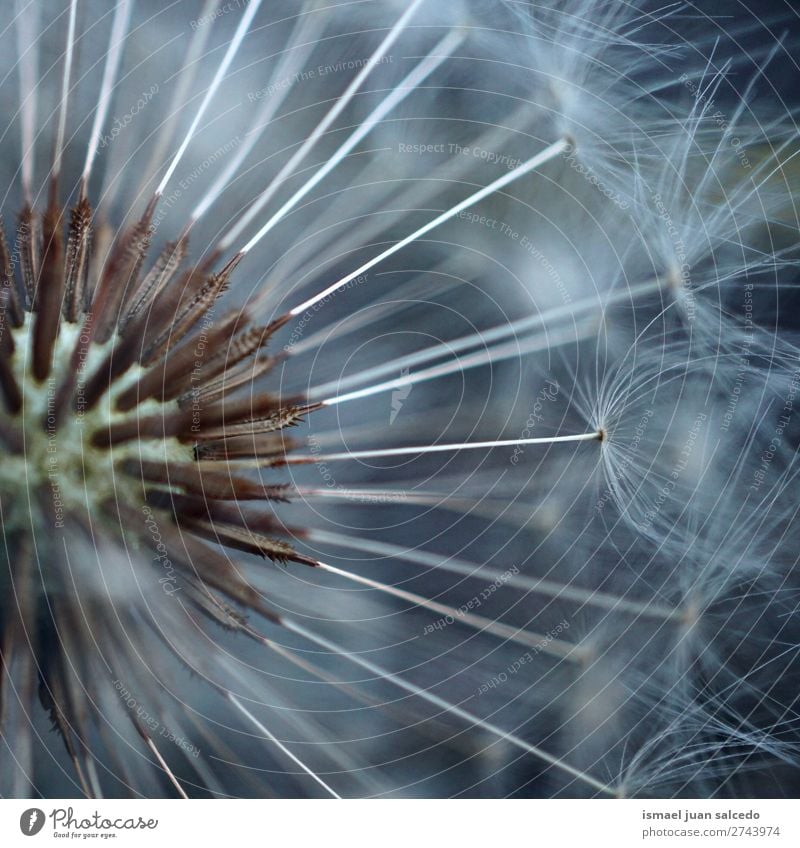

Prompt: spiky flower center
[
  {"left": 0, "top": 195, "right": 318, "bottom": 569},
  {"left": 0, "top": 316, "right": 190, "bottom": 529}
]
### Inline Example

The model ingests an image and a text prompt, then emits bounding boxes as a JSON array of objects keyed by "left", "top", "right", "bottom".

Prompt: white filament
[
  {"left": 312, "top": 531, "right": 682, "bottom": 621},
  {"left": 82, "top": 0, "right": 133, "bottom": 185},
  {"left": 190, "top": 1, "right": 326, "bottom": 223},
  {"left": 228, "top": 693, "right": 341, "bottom": 798},
  {"left": 140, "top": 0, "right": 216, "bottom": 197},
  {"left": 310, "top": 277, "right": 662, "bottom": 399},
  {"left": 313, "top": 561, "right": 581, "bottom": 659},
  {"left": 316, "top": 321, "right": 592, "bottom": 406},
  {"left": 288, "top": 138, "right": 570, "bottom": 315},
  {"left": 53, "top": 0, "right": 79, "bottom": 181},
  {"left": 144, "top": 737, "right": 188, "bottom": 798},
  {"left": 155, "top": 0, "right": 264, "bottom": 196},
  {"left": 284, "top": 619, "right": 615, "bottom": 795},
  {"left": 15, "top": 0, "right": 39, "bottom": 200},
  {"left": 241, "top": 31, "right": 463, "bottom": 259},
  {"left": 222, "top": 0, "right": 430, "bottom": 252},
  {"left": 282, "top": 432, "right": 601, "bottom": 464}
]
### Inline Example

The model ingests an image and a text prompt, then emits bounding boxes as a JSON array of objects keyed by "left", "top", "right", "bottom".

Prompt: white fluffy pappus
[{"left": 0, "top": 0, "right": 798, "bottom": 801}]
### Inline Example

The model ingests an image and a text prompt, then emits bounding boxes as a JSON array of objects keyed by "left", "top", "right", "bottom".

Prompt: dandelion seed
[{"left": 0, "top": 0, "right": 798, "bottom": 801}]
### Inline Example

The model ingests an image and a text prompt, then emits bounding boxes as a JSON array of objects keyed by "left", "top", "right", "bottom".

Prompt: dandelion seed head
[{"left": 0, "top": 0, "right": 799, "bottom": 801}]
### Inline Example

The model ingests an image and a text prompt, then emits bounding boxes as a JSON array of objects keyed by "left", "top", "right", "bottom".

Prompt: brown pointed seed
[
  {"left": 32, "top": 199, "right": 66, "bottom": 381},
  {"left": 92, "top": 195, "right": 156, "bottom": 343},
  {"left": 63, "top": 197, "right": 93, "bottom": 323},
  {"left": 0, "top": 220, "right": 23, "bottom": 327}
]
